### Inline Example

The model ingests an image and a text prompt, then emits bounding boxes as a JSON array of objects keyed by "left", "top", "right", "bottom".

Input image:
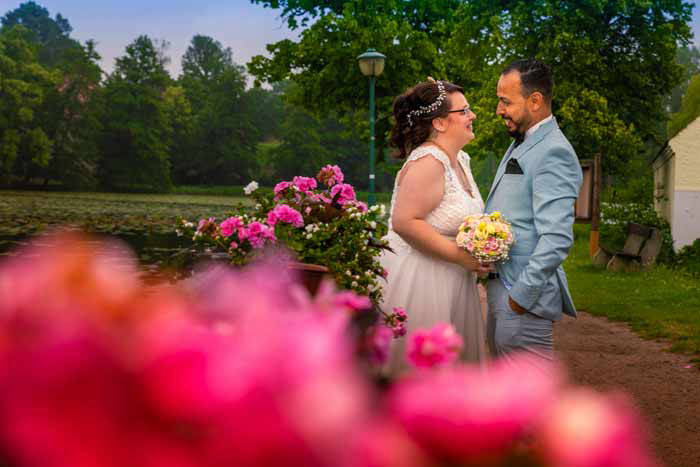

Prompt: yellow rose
[{"left": 490, "top": 211, "right": 502, "bottom": 220}]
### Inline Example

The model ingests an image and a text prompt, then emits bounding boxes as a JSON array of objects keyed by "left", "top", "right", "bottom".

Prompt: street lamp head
[{"left": 357, "top": 48, "right": 386, "bottom": 77}]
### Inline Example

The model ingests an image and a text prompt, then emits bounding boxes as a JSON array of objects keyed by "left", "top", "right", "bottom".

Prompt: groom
[{"left": 485, "top": 59, "right": 583, "bottom": 360}]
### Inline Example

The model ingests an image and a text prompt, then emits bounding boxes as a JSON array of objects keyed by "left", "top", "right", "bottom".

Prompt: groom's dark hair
[{"left": 502, "top": 59, "right": 553, "bottom": 103}]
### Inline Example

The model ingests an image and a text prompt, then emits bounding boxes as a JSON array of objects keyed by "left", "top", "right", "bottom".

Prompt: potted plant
[{"left": 178, "top": 165, "right": 390, "bottom": 303}]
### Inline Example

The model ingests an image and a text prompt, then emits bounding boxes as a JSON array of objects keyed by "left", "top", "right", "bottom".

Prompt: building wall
[
  {"left": 667, "top": 117, "right": 700, "bottom": 250},
  {"left": 672, "top": 190, "right": 700, "bottom": 249},
  {"left": 653, "top": 148, "right": 674, "bottom": 223},
  {"left": 670, "top": 117, "right": 700, "bottom": 192}
]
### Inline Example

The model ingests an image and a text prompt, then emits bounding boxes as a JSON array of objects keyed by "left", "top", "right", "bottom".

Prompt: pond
[
  {"left": 0, "top": 230, "right": 202, "bottom": 283},
  {"left": 0, "top": 190, "right": 243, "bottom": 281}
]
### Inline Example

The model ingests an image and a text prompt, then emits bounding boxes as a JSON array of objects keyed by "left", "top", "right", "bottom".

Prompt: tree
[
  {"left": 248, "top": 1, "right": 453, "bottom": 158},
  {"left": 668, "top": 74, "right": 700, "bottom": 138},
  {"left": 669, "top": 45, "right": 700, "bottom": 112},
  {"left": 0, "top": 25, "right": 56, "bottom": 184},
  {"left": 249, "top": 0, "right": 694, "bottom": 178},
  {"left": 179, "top": 35, "right": 261, "bottom": 184},
  {"left": 99, "top": 35, "right": 172, "bottom": 191},
  {"left": 163, "top": 85, "right": 195, "bottom": 185},
  {"left": 2, "top": 2, "right": 104, "bottom": 188},
  {"left": 1, "top": 1, "right": 81, "bottom": 68},
  {"left": 448, "top": 0, "right": 693, "bottom": 158}
]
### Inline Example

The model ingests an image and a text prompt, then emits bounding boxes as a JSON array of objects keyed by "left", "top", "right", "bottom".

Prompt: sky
[{"left": 1, "top": 0, "right": 699, "bottom": 78}]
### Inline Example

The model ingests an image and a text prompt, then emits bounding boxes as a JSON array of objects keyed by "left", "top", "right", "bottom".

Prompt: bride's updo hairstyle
[{"left": 390, "top": 79, "right": 464, "bottom": 159}]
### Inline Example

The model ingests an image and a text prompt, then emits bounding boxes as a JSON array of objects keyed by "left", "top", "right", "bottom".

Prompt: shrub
[{"left": 674, "top": 239, "right": 700, "bottom": 276}]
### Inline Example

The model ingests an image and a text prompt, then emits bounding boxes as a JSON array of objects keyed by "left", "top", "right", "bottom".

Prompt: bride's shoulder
[
  {"left": 458, "top": 150, "right": 471, "bottom": 163},
  {"left": 407, "top": 145, "right": 449, "bottom": 165}
]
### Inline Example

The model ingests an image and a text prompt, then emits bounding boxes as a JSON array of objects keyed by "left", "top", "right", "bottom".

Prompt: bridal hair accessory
[{"left": 407, "top": 79, "right": 447, "bottom": 127}]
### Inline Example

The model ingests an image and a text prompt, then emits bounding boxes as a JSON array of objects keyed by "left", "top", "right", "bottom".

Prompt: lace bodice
[{"left": 386, "top": 145, "right": 484, "bottom": 252}]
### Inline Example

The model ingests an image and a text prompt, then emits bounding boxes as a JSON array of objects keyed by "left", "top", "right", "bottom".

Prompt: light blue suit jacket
[{"left": 485, "top": 117, "right": 583, "bottom": 321}]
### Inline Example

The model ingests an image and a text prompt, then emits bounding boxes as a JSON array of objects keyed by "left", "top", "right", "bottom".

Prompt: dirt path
[{"left": 554, "top": 313, "right": 700, "bottom": 467}]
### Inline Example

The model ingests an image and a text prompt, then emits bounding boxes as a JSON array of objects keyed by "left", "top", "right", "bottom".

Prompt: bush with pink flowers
[
  {"left": 179, "top": 164, "right": 389, "bottom": 303},
  {"left": 0, "top": 234, "right": 658, "bottom": 467}
]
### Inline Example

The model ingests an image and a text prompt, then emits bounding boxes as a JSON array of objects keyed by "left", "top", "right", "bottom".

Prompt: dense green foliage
[
  {"left": 251, "top": 0, "right": 694, "bottom": 186},
  {"left": 668, "top": 74, "right": 700, "bottom": 137},
  {"left": 674, "top": 239, "right": 700, "bottom": 276}
]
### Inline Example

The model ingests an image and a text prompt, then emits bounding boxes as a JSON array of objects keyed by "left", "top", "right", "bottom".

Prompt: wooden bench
[{"left": 592, "top": 223, "right": 663, "bottom": 272}]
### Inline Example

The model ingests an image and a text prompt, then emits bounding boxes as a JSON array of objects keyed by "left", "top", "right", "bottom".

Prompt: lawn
[{"left": 565, "top": 224, "right": 700, "bottom": 358}]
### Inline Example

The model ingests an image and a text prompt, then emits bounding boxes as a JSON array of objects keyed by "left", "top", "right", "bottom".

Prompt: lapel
[{"left": 486, "top": 117, "right": 558, "bottom": 204}]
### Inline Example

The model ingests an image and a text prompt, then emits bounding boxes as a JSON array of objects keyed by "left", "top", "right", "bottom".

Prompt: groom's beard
[{"left": 504, "top": 112, "right": 532, "bottom": 144}]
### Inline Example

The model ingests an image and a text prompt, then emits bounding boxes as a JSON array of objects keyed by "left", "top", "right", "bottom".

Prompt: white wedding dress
[{"left": 379, "top": 145, "right": 486, "bottom": 373}]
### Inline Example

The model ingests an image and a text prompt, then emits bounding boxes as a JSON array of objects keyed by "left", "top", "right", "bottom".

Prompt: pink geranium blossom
[
  {"left": 273, "top": 181, "right": 293, "bottom": 199},
  {"left": 388, "top": 355, "right": 561, "bottom": 463},
  {"left": 267, "top": 204, "right": 304, "bottom": 228},
  {"left": 316, "top": 165, "right": 344, "bottom": 187},
  {"left": 333, "top": 291, "right": 372, "bottom": 312},
  {"left": 537, "top": 389, "right": 656, "bottom": 467},
  {"left": 366, "top": 325, "right": 393, "bottom": 365},
  {"left": 353, "top": 201, "right": 368, "bottom": 212},
  {"left": 330, "top": 183, "right": 356, "bottom": 205},
  {"left": 239, "top": 221, "right": 276, "bottom": 248},
  {"left": 406, "top": 323, "right": 463, "bottom": 369},
  {"left": 219, "top": 217, "right": 244, "bottom": 237},
  {"left": 309, "top": 192, "right": 332, "bottom": 204},
  {"left": 292, "top": 176, "right": 317, "bottom": 192}
]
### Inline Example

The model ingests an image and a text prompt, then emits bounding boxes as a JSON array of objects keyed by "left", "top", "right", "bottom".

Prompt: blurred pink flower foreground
[{"left": 0, "top": 233, "right": 658, "bottom": 467}]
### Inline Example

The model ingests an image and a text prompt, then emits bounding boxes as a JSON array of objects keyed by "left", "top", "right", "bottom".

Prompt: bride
[{"left": 380, "top": 79, "right": 488, "bottom": 373}]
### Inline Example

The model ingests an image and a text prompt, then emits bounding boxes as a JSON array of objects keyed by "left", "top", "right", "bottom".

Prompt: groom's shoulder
[{"left": 543, "top": 128, "right": 577, "bottom": 160}]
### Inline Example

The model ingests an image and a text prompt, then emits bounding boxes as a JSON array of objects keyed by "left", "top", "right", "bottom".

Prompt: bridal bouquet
[{"left": 456, "top": 211, "right": 514, "bottom": 263}]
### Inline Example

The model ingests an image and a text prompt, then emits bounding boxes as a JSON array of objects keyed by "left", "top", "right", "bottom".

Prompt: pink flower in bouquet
[
  {"left": 388, "top": 355, "right": 561, "bottom": 463},
  {"left": 239, "top": 221, "right": 276, "bottom": 248},
  {"left": 292, "top": 176, "right": 317, "bottom": 193},
  {"left": 333, "top": 291, "right": 372, "bottom": 312},
  {"left": 537, "top": 389, "right": 657, "bottom": 467},
  {"left": 219, "top": 217, "right": 244, "bottom": 237},
  {"left": 330, "top": 183, "right": 356, "bottom": 205},
  {"left": 366, "top": 325, "right": 393, "bottom": 365},
  {"left": 406, "top": 323, "right": 463, "bottom": 369},
  {"left": 267, "top": 204, "right": 304, "bottom": 228},
  {"left": 316, "top": 164, "right": 344, "bottom": 187}
]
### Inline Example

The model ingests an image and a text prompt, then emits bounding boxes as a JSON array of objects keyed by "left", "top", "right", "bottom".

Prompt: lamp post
[{"left": 357, "top": 48, "right": 386, "bottom": 206}]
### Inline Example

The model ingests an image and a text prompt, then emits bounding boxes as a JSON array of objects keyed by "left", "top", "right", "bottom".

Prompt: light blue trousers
[{"left": 486, "top": 278, "right": 554, "bottom": 361}]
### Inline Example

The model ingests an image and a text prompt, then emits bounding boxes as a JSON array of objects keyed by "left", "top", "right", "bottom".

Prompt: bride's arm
[{"left": 391, "top": 155, "right": 483, "bottom": 272}]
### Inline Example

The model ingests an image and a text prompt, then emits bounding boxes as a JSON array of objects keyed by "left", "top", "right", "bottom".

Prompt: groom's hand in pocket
[{"left": 508, "top": 295, "right": 527, "bottom": 315}]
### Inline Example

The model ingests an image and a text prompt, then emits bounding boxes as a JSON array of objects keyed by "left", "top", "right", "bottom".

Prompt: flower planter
[{"left": 287, "top": 261, "right": 329, "bottom": 296}]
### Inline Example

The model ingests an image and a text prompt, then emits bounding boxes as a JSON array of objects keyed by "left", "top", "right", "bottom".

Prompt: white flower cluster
[
  {"left": 370, "top": 203, "right": 387, "bottom": 218},
  {"left": 305, "top": 223, "right": 320, "bottom": 239},
  {"left": 407, "top": 80, "right": 446, "bottom": 127},
  {"left": 244, "top": 181, "right": 259, "bottom": 195}
]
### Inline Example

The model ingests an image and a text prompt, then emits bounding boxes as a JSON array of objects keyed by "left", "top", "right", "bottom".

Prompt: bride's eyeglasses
[{"left": 447, "top": 105, "right": 472, "bottom": 116}]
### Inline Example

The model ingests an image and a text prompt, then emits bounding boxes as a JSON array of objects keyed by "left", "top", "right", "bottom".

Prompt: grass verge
[{"left": 565, "top": 224, "right": 700, "bottom": 358}]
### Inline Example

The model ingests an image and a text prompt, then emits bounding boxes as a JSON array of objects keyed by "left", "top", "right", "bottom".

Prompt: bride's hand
[
  {"left": 476, "top": 262, "right": 493, "bottom": 277},
  {"left": 458, "top": 250, "right": 488, "bottom": 273}
]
